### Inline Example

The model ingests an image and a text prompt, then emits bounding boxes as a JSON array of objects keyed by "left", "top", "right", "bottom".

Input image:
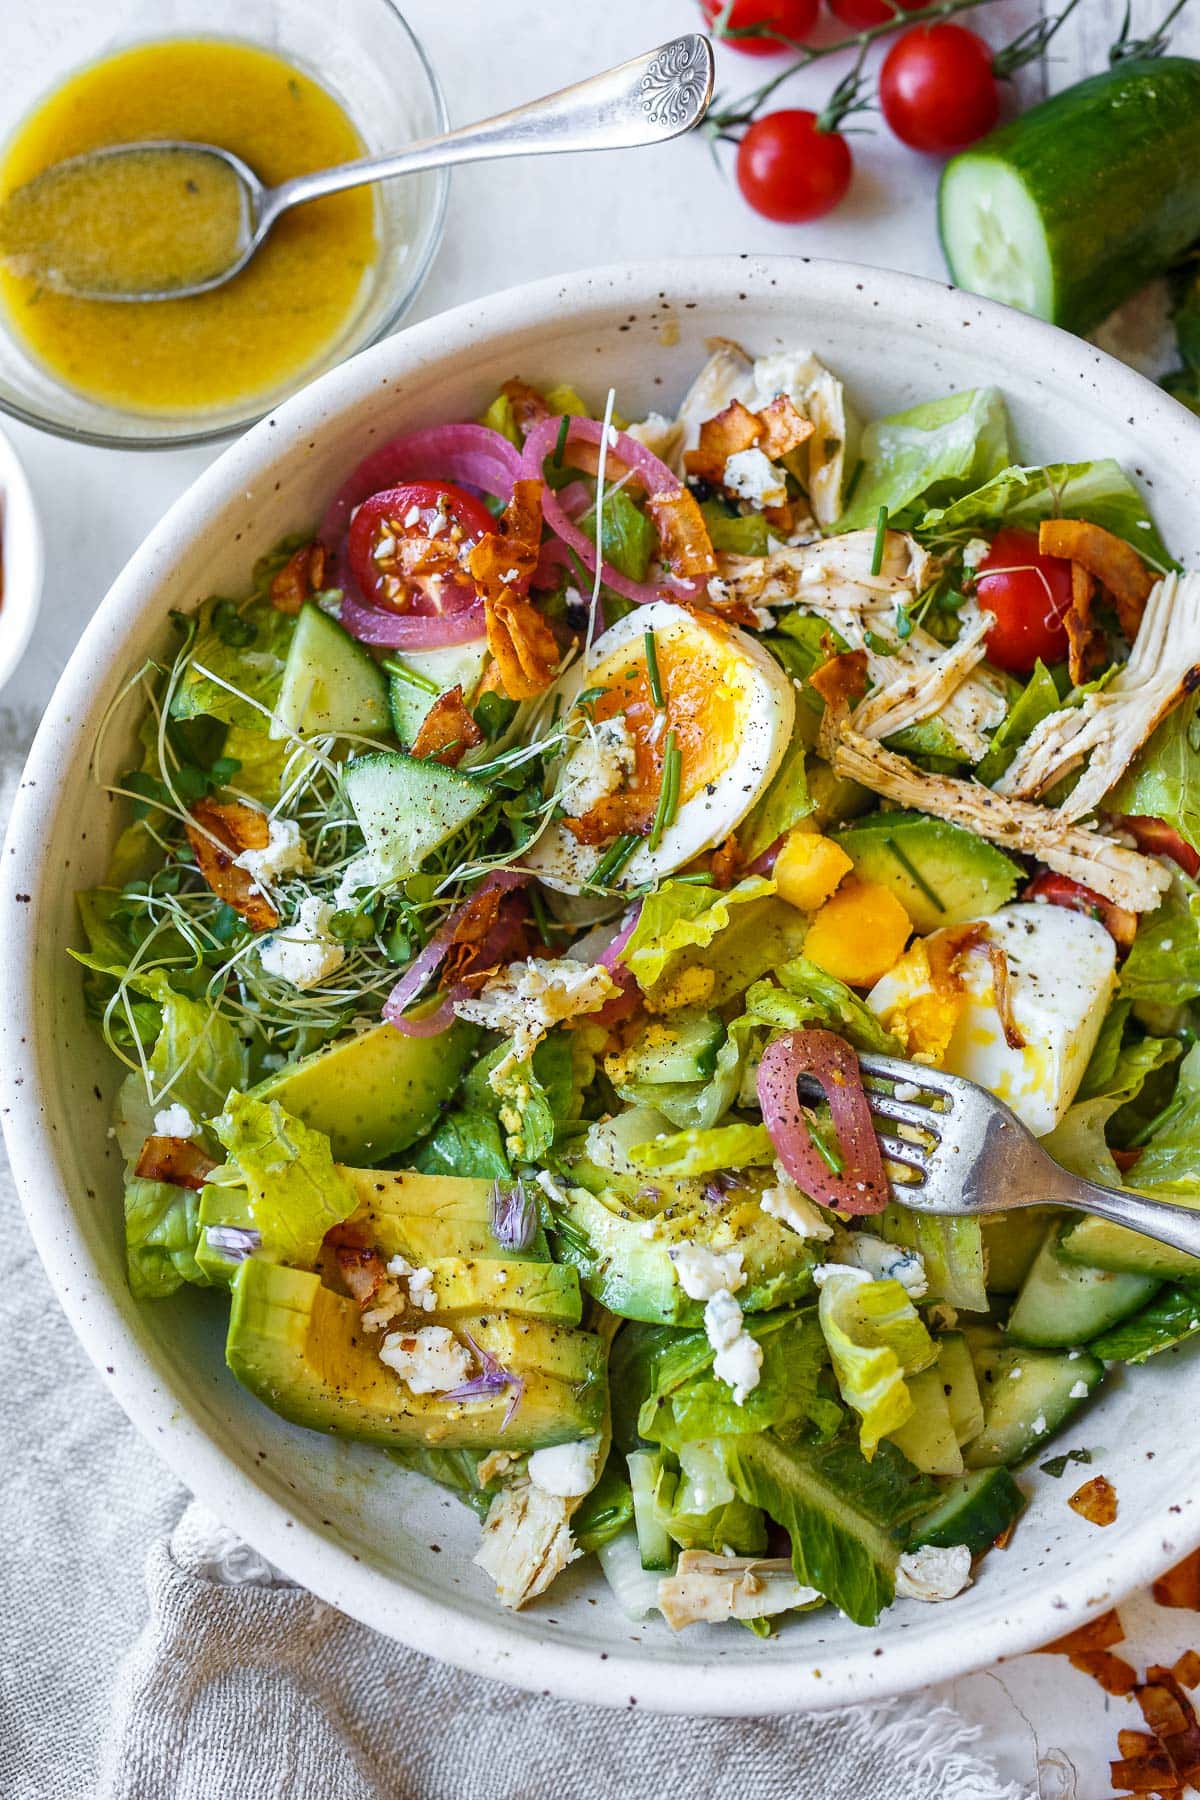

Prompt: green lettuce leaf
[
  {"left": 621, "top": 876, "right": 807, "bottom": 1008},
  {"left": 700, "top": 498, "right": 770, "bottom": 558},
  {"left": 638, "top": 1309, "right": 841, "bottom": 1449},
  {"left": 917, "top": 459, "right": 1176, "bottom": 574},
  {"left": 573, "top": 1463, "right": 636, "bottom": 1553},
  {"left": 975, "top": 660, "right": 1061, "bottom": 788},
  {"left": 612, "top": 1011, "right": 757, "bottom": 1133},
  {"left": 579, "top": 487, "right": 656, "bottom": 583},
  {"left": 1090, "top": 1282, "right": 1200, "bottom": 1364},
  {"left": 1043, "top": 1030, "right": 1183, "bottom": 1191},
  {"left": 1120, "top": 881, "right": 1200, "bottom": 1008},
  {"left": 1106, "top": 695, "right": 1200, "bottom": 854},
  {"left": 738, "top": 736, "right": 812, "bottom": 865},
  {"left": 817, "top": 1271, "right": 937, "bottom": 1458},
  {"left": 123, "top": 1178, "right": 208, "bottom": 1300},
  {"left": 837, "top": 388, "right": 1010, "bottom": 532},
  {"left": 388, "top": 1446, "right": 501, "bottom": 1520},
  {"left": 171, "top": 594, "right": 296, "bottom": 730},
  {"left": 212, "top": 1092, "right": 355, "bottom": 1267},
  {"left": 412, "top": 1108, "right": 511, "bottom": 1180},
  {"left": 719, "top": 1432, "right": 935, "bottom": 1625},
  {"left": 1131, "top": 1042, "right": 1200, "bottom": 1194},
  {"left": 741, "top": 957, "right": 901, "bottom": 1056},
  {"left": 656, "top": 1447, "right": 767, "bottom": 1554},
  {"left": 628, "top": 1121, "right": 774, "bottom": 1176}
]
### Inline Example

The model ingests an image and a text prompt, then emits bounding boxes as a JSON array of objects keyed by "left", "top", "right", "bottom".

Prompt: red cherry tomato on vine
[
  {"left": 347, "top": 481, "right": 496, "bottom": 615},
  {"left": 975, "top": 527, "right": 1074, "bottom": 674},
  {"left": 736, "top": 110, "right": 852, "bottom": 222},
  {"left": 879, "top": 23, "right": 1000, "bottom": 154},
  {"left": 1118, "top": 815, "right": 1200, "bottom": 879},
  {"left": 700, "top": 0, "right": 819, "bottom": 54},
  {"left": 1023, "top": 871, "right": 1137, "bottom": 952},
  {"left": 827, "top": 0, "right": 923, "bottom": 30}
]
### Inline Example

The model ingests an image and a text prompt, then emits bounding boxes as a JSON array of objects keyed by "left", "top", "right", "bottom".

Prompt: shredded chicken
[
  {"left": 473, "top": 1480, "right": 580, "bottom": 1609},
  {"left": 834, "top": 729, "right": 1171, "bottom": 912},
  {"left": 996, "top": 572, "right": 1200, "bottom": 821},
  {"left": 657, "top": 1552, "right": 820, "bottom": 1631},
  {"left": 722, "top": 531, "right": 1007, "bottom": 760},
  {"left": 850, "top": 598, "right": 993, "bottom": 745}
]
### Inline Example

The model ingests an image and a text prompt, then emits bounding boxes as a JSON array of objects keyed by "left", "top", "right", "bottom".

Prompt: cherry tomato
[
  {"left": 736, "top": 110, "right": 853, "bottom": 223},
  {"left": 347, "top": 481, "right": 496, "bottom": 616},
  {"left": 1118, "top": 815, "right": 1200, "bottom": 879},
  {"left": 700, "top": 0, "right": 819, "bottom": 53},
  {"left": 1023, "top": 871, "right": 1137, "bottom": 952},
  {"left": 827, "top": 0, "right": 923, "bottom": 29},
  {"left": 975, "top": 527, "right": 1074, "bottom": 675},
  {"left": 878, "top": 23, "right": 1000, "bottom": 154}
]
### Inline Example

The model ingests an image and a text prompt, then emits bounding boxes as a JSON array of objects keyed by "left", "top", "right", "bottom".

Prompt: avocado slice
[
  {"left": 835, "top": 811, "right": 1021, "bottom": 932},
  {"left": 339, "top": 1167, "right": 552, "bottom": 1263},
  {"left": 250, "top": 1020, "right": 476, "bottom": 1163},
  {"left": 400, "top": 1255, "right": 581, "bottom": 1325},
  {"left": 226, "top": 1258, "right": 606, "bottom": 1452},
  {"left": 550, "top": 1181, "right": 815, "bottom": 1325}
]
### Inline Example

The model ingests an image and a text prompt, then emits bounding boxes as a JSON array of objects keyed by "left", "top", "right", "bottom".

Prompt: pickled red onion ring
[{"left": 757, "top": 1028, "right": 889, "bottom": 1216}]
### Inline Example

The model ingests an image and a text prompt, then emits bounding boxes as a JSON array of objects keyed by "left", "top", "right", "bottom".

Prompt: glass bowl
[{"left": 0, "top": 0, "right": 448, "bottom": 449}]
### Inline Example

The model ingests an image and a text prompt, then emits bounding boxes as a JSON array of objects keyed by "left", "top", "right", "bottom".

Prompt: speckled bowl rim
[{"left": 4, "top": 256, "right": 1200, "bottom": 1715}]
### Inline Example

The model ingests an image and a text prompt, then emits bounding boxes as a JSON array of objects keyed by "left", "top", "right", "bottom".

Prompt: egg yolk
[{"left": 591, "top": 625, "right": 748, "bottom": 800}]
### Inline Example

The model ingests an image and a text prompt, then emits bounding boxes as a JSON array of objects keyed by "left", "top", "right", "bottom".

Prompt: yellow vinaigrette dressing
[{"left": 0, "top": 39, "right": 378, "bottom": 416}]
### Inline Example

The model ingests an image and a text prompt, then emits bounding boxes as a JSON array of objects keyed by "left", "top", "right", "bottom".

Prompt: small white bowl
[
  {"left": 3, "top": 257, "right": 1200, "bottom": 1714},
  {"left": 0, "top": 421, "right": 43, "bottom": 691}
]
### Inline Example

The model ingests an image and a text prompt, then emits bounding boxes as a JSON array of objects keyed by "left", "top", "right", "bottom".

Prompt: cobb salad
[{"left": 78, "top": 341, "right": 1200, "bottom": 1631}]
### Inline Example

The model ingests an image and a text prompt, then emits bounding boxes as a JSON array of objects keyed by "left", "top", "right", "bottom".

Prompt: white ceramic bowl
[
  {"left": 3, "top": 258, "right": 1199, "bottom": 1715},
  {"left": 0, "top": 421, "right": 43, "bottom": 690}
]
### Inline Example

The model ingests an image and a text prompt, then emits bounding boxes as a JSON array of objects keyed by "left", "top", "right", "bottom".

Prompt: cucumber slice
[
  {"left": 939, "top": 57, "right": 1200, "bottom": 334},
  {"left": 937, "top": 1332, "right": 984, "bottom": 1448},
  {"left": 910, "top": 1468, "right": 1026, "bottom": 1557},
  {"left": 1058, "top": 1212, "right": 1200, "bottom": 1283},
  {"left": 964, "top": 1343, "right": 1103, "bottom": 1469},
  {"left": 344, "top": 749, "right": 490, "bottom": 876},
  {"left": 981, "top": 1208, "right": 1059, "bottom": 1294},
  {"left": 887, "top": 1365, "right": 963, "bottom": 1476},
  {"left": 628, "top": 1449, "right": 674, "bottom": 1572},
  {"left": 597, "top": 1527, "right": 665, "bottom": 1620},
  {"left": 272, "top": 603, "right": 390, "bottom": 740},
  {"left": 1006, "top": 1227, "right": 1159, "bottom": 1348}
]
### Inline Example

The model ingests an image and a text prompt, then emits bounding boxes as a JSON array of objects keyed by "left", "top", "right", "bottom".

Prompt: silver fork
[{"left": 837, "top": 1053, "right": 1200, "bottom": 1260}]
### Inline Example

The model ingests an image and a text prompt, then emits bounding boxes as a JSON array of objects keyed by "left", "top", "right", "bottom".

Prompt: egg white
[
  {"left": 868, "top": 902, "right": 1117, "bottom": 1137},
  {"left": 523, "top": 600, "right": 795, "bottom": 895}
]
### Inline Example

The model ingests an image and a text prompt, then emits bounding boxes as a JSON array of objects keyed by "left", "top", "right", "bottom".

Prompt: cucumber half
[
  {"left": 344, "top": 749, "right": 490, "bottom": 877},
  {"left": 910, "top": 1468, "right": 1026, "bottom": 1557},
  {"left": 272, "top": 602, "right": 390, "bottom": 740},
  {"left": 1006, "top": 1226, "right": 1159, "bottom": 1348},
  {"left": 964, "top": 1343, "right": 1103, "bottom": 1469}
]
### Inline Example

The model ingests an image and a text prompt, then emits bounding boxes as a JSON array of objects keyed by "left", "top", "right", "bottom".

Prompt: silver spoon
[{"left": 0, "top": 34, "right": 714, "bottom": 304}]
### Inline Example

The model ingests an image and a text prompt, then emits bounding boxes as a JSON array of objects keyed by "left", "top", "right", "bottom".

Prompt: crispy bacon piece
[
  {"left": 444, "top": 891, "right": 534, "bottom": 993},
  {"left": 333, "top": 1241, "right": 390, "bottom": 1308},
  {"left": 683, "top": 394, "right": 813, "bottom": 484},
  {"left": 1039, "top": 518, "right": 1154, "bottom": 640},
  {"left": 485, "top": 588, "right": 561, "bottom": 700},
  {"left": 683, "top": 399, "right": 763, "bottom": 482},
  {"left": 1175, "top": 1651, "right": 1200, "bottom": 1690},
  {"left": 1154, "top": 1550, "right": 1200, "bottom": 1610},
  {"left": 269, "top": 541, "right": 327, "bottom": 614},
  {"left": 185, "top": 798, "right": 280, "bottom": 931},
  {"left": 646, "top": 486, "right": 717, "bottom": 580},
  {"left": 1064, "top": 560, "right": 1104, "bottom": 688},
  {"left": 410, "top": 685, "right": 484, "bottom": 766},
  {"left": 1068, "top": 1473, "right": 1118, "bottom": 1526},
  {"left": 469, "top": 478, "right": 544, "bottom": 601},
  {"left": 810, "top": 648, "right": 869, "bottom": 713},
  {"left": 984, "top": 941, "right": 1025, "bottom": 1050},
  {"left": 500, "top": 378, "right": 551, "bottom": 440},
  {"left": 1070, "top": 1650, "right": 1139, "bottom": 1696},
  {"left": 1040, "top": 1609, "right": 1125, "bottom": 1655},
  {"left": 562, "top": 789, "right": 657, "bottom": 845},
  {"left": 1117, "top": 1729, "right": 1159, "bottom": 1759},
  {"left": 710, "top": 834, "right": 743, "bottom": 889},
  {"left": 134, "top": 1135, "right": 216, "bottom": 1191}
]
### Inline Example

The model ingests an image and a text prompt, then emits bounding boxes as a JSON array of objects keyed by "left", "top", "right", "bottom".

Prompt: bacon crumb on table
[{"left": 1068, "top": 1474, "right": 1118, "bottom": 1526}]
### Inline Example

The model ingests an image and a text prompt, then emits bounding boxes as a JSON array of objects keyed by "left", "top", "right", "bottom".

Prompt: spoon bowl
[{"left": 0, "top": 35, "right": 714, "bottom": 304}]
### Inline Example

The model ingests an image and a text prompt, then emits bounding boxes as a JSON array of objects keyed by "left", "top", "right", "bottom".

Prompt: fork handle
[{"left": 1043, "top": 1169, "right": 1200, "bottom": 1264}]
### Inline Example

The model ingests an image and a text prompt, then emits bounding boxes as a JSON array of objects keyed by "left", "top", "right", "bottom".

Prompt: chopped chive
[
  {"left": 870, "top": 504, "right": 889, "bottom": 578},
  {"left": 894, "top": 601, "right": 914, "bottom": 641},
  {"left": 805, "top": 1114, "right": 844, "bottom": 1175},
  {"left": 644, "top": 630, "right": 665, "bottom": 710},
  {"left": 1126, "top": 1091, "right": 1186, "bottom": 1149},
  {"left": 863, "top": 629, "right": 896, "bottom": 656},
  {"left": 585, "top": 831, "right": 641, "bottom": 891},
  {"left": 885, "top": 836, "right": 945, "bottom": 914},
  {"left": 673, "top": 872, "right": 716, "bottom": 887},
  {"left": 843, "top": 458, "right": 865, "bottom": 508},
  {"left": 648, "top": 729, "right": 680, "bottom": 852},
  {"left": 528, "top": 883, "right": 566, "bottom": 943},
  {"left": 381, "top": 657, "right": 440, "bottom": 695},
  {"left": 552, "top": 413, "right": 571, "bottom": 469}
]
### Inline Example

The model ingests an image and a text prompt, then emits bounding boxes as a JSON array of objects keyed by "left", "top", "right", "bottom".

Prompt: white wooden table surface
[{"left": 3, "top": 2, "right": 1198, "bottom": 1793}]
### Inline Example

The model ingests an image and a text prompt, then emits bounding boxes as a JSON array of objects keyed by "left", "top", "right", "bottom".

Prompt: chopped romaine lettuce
[
  {"left": 573, "top": 1462, "right": 636, "bottom": 1553},
  {"left": 1120, "top": 880, "right": 1200, "bottom": 1007},
  {"left": 1130, "top": 1042, "right": 1200, "bottom": 1195},
  {"left": 975, "top": 660, "right": 1061, "bottom": 787},
  {"left": 579, "top": 487, "right": 656, "bottom": 584},
  {"left": 818, "top": 1270, "right": 937, "bottom": 1458},
  {"left": 741, "top": 957, "right": 900, "bottom": 1056},
  {"left": 1106, "top": 695, "right": 1200, "bottom": 855},
  {"left": 1090, "top": 1282, "right": 1200, "bottom": 1363},
  {"left": 629, "top": 1121, "right": 774, "bottom": 1177},
  {"left": 412, "top": 1108, "right": 512, "bottom": 1181},
  {"left": 620, "top": 876, "right": 807, "bottom": 1009},
  {"left": 123, "top": 1177, "right": 208, "bottom": 1300},
  {"left": 880, "top": 1209, "right": 987, "bottom": 1313},
  {"left": 212, "top": 1092, "right": 355, "bottom": 1267},
  {"left": 638, "top": 1309, "right": 841, "bottom": 1449},
  {"left": 719, "top": 1432, "right": 934, "bottom": 1625},
  {"left": 918, "top": 458, "right": 1176, "bottom": 574},
  {"left": 738, "top": 735, "right": 813, "bottom": 865},
  {"left": 171, "top": 595, "right": 295, "bottom": 731},
  {"left": 837, "top": 388, "right": 1010, "bottom": 532}
]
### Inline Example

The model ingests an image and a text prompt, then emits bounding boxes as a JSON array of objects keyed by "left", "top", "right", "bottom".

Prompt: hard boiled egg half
[
  {"left": 867, "top": 901, "right": 1117, "bottom": 1137},
  {"left": 524, "top": 600, "right": 795, "bottom": 894}
]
